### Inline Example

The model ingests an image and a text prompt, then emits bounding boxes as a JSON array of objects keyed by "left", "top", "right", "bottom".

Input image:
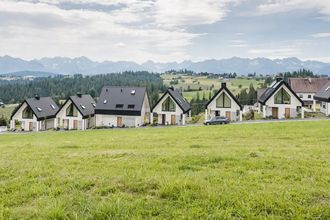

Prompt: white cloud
[
  {"left": 0, "top": 0, "right": 241, "bottom": 62},
  {"left": 311, "top": 32, "right": 330, "bottom": 38},
  {"left": 258, "top": 0, "right": 330, "bottom": 17},
  {"left": 249, "top": 48, "right": 299, "bottom": 57}
]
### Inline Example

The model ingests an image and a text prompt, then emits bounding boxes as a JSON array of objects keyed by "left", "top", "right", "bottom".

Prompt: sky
[{"left": 0, "top": 0, "right": 330, "bottom": 63}]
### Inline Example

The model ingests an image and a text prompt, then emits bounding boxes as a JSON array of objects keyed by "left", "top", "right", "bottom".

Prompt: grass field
[
  {"left": 162, "top": 74, "right": 263, "bottom": 101},
  {"left": 1, "top": 121, "right": 330, "bottom": 219},
  {"left": 0, "top": 105, "right": 17, "bottom": 120}
]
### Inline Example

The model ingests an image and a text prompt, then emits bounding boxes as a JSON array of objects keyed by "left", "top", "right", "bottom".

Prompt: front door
[
  {"left": 226, "top": 111, "right": 231, "bottom": 120},
  {"left": 29, "top": 122, "right": 33, "bottom": 131},
  {"left": 285, "top": 108, "right": 290, "bottom": 119},
  {"left": 162, "top": 114, "right": 166, "bottom": 125},
  {"left": 117, "top": 117, "right": 123, "bottom": 127},
  {"left": 272, "top": 107, "right": 278, "bottom": 119},
  {"left": 73, "top": 120, "right": 78, "bottom": 129},
  {"left": 171, "top": 115, "right": 176, "bottom": 125}
]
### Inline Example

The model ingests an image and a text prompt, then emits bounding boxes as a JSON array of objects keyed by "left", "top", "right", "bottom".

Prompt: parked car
[{"left": 204, "top": 116, "right": 229, "bottom": 125}]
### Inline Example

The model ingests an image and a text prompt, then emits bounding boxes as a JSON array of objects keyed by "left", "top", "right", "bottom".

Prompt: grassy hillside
[
  {"left": 0, "top": 104, "right": 18, "bottom": 120},
  {"left": 161, "top": 74, "right": 263, "bottom": 101},
  {"left": 1, "top": 121, "right": 329, "bottom": 219}
]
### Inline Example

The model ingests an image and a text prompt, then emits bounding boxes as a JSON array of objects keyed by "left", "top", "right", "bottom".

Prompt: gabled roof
[
  {"left": 314, "top": 81, "right": 330, "bottom": 102},
  {"left": 95, "top": 86, "right": 149, "bottom": 116},
  {"left": 58, "top": 94, "right": 95, "bottom": 118},
  {"left": 288, "top": 78, "right": 328, "bottom": 93},
  {"left": 151, "top": 88, "right": 191, "bottom": 113},
  {"left": 258, "top": 80, "right": 304, "bottom": 105},
  {"left": 206, "top": 83, "right": 243, "bottom": 110},
  {"left": 11, "top": 96, "right": 59, "bottom": 120}
]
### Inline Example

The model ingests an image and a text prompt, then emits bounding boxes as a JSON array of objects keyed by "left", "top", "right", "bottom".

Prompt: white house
[
  {"left": 55, "top": 93, "right": 96, "bottom": 130},
  {"left": 10, "top": 96, "right": 59, "bottom": 131},
  {"left": 95, "top": 86, "right": 151, "bottom": 127},
  {"left": 314, "top": 81, "right": 330, "bottom": 116},
  {"left": 258, "top": 79, "right": 304, "bottom": 119},
  {"left": 151, "top": 88, "right": 191, "bottom": 125},
  {"left": 205, "top": 83, "right": 243, "bottom": 121},
  {"left": 288, "top": 78, "right": 328, "bottom": 111}
]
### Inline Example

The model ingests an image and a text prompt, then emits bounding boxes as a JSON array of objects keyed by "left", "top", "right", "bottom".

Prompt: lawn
[{"left": 0, "top": 121, "right": 330, "bottom": 219}]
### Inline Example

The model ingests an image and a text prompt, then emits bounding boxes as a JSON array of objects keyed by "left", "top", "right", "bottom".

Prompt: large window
[
  {"left": 162, "top": 97, "right": 176, "bottom": 112},
  {"left": 216, "top": 93, "right": 231, "bottom": 108},
  {"left": 274, "top": 88, "right": 291, "bottom": 104},
  {"left": 66, "top": 103, "right": 78, "bottom": 117},
  {"left": 22, "top": 106, "right": 33, "bottom": 119}
]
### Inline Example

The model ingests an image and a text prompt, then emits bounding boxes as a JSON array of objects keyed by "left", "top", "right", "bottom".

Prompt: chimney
[
  {"left": 35, "top": 95, "right": 40, "bottom": 100},
  {"left": 77, "top": 92, "right": 82, "bottom": 98},
  {"left": 221, "top": 82, "right": 226, "bottom": 88},
  {"left": 276, "top": 77, "right": 282, "bottom": 82},
  {"left": 169, "top": 86, "right": 174, "bottom": 91}
]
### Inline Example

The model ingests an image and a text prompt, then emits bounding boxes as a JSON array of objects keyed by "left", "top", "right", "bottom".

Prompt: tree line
[{"left": 0, "top": 71, "right": 166, "bottom": 106}]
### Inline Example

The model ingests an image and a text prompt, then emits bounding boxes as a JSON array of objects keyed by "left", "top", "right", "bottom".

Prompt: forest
[{"left": 0, "top": 71, "right": 166, "bottom": 106}]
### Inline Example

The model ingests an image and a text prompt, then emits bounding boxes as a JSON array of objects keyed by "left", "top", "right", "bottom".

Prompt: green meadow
[{"left": 0, "top": 121, "right": 329, "bottom": 219}]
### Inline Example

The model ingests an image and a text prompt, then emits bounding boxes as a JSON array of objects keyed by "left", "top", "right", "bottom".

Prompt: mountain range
[{"left": 0, "top": 55, "right": 329, "bottom": 76}]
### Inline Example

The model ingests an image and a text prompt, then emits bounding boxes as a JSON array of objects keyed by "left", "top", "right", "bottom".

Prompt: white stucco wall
[
  {"left": 263, "top": 84, "right": 302, "bottom": 119},
  {"left": 96, "top": 114, "right": 142, "bottom": 127},
  {"left": 320, "top": 102, "right": 330, "bottom": 116},
  {"left": 152, "top": 93, "right": 188, "bottom": 125},
  {"left": 206, "top": 89, "right": 241, "bottom": 121}
]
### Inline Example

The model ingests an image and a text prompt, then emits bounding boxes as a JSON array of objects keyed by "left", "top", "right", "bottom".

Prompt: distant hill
[
  {"left": 1, "top": 71, "right": 60, "bottom": 78},
  {"left": 0, "top": 55, "right": 329, "bottom": 75}
]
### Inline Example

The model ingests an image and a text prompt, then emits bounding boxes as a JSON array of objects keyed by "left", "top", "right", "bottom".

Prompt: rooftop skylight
[
  {"left": 80, "top": 105, "right": 86, "bottom": 109},
  {"left": 50, "top": 104, "right": 56, "bottom": 110},
  {"left": 36, "top": 107, "right": 42, "bottom": 112}
]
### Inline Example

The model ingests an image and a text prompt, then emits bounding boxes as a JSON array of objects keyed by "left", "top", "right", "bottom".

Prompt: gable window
[
  {"left": 162, "top": 96, "right": 175, "bottom": 112},
  {"left": 274, "top": 88, "right": 291, "bottom": 104},
  {"left": 22, "top": 106, "right": 33, "bottom": 119},
  {"left": 66, "top": 103, "right": 78, "bottom": 117},
  {"left": 216, "top": 92, "right": 231, "bottom": 108}
]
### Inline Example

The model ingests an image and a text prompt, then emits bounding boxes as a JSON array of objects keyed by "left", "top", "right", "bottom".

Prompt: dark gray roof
[
  {"left": 11, "top": 96, "right": 59, "bottom": 120},
  {"left": 152, "top": 88, "right": 191, "bottom": 113},
  {"left": 258, "top": 80, "right": 303, "bottom": 105},
  {"left": 58, "top": 94, "right": 95, "bottom": 118},
  {"left": 95, "top": 86, "right": 149, "bottom": 116},
  {"left": 314, "top": 81, "right": 330, "bottom": 102}
]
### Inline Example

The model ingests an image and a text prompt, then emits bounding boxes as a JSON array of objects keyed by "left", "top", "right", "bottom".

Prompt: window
[
  {"left": 103, "top": 100, "right": 107, "bottom": 104},
  {"left": 308, "top": 95, "right": 312, "bottom": 99},
  {"left": 116, "top": 104, "right": 124, "bottom": 108},
  {"left": 50, "top": 104, "right": 56, "bottom": 110},
  {"left": 36, "top": 107, "right": 42, "bottom": 112},
  {"left": 216, "top": 92, "right": 231, "bottom": 108},
  {"left": 274, "top": 88, "right": 291, "bottom": 104},
  {"left": 22, "top": 106, "right": 33, "bottom": 119},
  {"left": 162, "top": 97, "right": 175, "bottom": 112},
  {"left": 66, "top": 103, "right": 78, "bottom": 117},
  {"left": 92, "top": 103, "right": 96, "bottom": 108},
  {"left": 299, "top": 94, "right": 303, "bottom": 98},
  {"left": 80, "top": 105, "right": 86, "bottom": 109},
  {"left": 128, "top": 105, "right": 135, "bottom": 109},
  {"left": 131, "top": 90, "right": 136, "bottom": 95}
]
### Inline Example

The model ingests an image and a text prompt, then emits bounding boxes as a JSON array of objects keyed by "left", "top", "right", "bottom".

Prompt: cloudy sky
[{"left": 0, "top": 0, "right": 330, "bottom": 63}]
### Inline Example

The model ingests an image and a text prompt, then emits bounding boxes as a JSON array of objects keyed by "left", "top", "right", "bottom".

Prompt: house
[
  {"left": 258, "top": 79, "right": 304, "bottom": 119},
  {"left": 151, "top": 88, "right": 191, "bottom": 125},
  {"left": 10, "top": 96, "right": 59, "bottom": 131},
  {"left": 95, "top": 86, "right": 151, "bottom": 127},
  {"left": 55, "top": 93, "right": 96, "bottom": 130},
  {"left": 314, "top": 81, "right": 330, "bottom": 116},
  {"left": 288, "top": 77, "right": 328, "bottom": 111},
  {"left": 205, "top": 83, "right": 243, "bottom": 121}
]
